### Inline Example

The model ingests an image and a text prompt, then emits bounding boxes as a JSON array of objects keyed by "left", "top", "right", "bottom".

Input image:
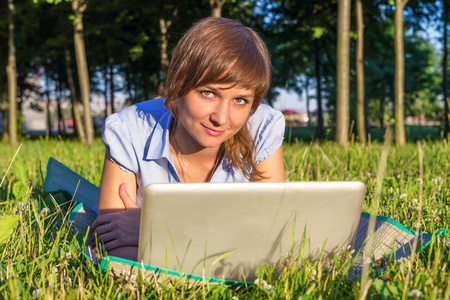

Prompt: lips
[{"left": 202, "top": 124, "right": 225, "bottom": 137}]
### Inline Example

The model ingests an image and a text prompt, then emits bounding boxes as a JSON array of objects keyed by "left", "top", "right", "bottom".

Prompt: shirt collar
[{"left": 144, "top": 109, "right": 173, "bottom": 162}]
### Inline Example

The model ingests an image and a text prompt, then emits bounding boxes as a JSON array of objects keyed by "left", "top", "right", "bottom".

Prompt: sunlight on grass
[{"left": 0, "top": 138, "right": 449, "bottom": 298}]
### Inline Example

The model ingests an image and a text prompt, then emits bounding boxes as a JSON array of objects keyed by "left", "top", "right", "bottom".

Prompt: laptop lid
[{"left": 138, "top": 181, "right": 366, "bottom": 282}]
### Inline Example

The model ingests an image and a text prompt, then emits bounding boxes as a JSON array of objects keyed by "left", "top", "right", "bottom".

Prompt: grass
[
  {"left": 0, "top": 137, "right": 449, "bottom": 298},
  {"left": 285, "top": 125, "right": 444, "bottom": 142}
]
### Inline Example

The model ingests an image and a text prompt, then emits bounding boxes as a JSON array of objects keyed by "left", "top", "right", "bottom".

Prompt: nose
[{"left": 210, "top": 101, "right": 229, "bottom": 126}]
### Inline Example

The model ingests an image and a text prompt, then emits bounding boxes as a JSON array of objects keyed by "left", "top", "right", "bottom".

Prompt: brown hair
[{"left": 165, "top": 17, "right": 271, "bottom": 179}]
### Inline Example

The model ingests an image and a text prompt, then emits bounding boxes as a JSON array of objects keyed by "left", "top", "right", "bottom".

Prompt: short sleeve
[
  {"left": 102, "top": 113, "right": 139, "bottom": 173},
  {"left": 249, "top": 104, "right": 285, "bottom": 163}
]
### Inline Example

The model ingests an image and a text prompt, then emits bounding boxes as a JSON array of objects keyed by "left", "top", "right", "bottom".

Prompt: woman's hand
[{"left": 91, "top": 184, "right": 140, "bottom": 252}]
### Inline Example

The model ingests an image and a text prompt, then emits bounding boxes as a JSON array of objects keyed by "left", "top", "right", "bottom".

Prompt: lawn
[{"left": 0, "top": 137, "right": 449, "bottom": 299}]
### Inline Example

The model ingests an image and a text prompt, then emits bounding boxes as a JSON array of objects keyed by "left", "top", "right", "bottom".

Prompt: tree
[
  {"left": 5, "top": 0, "right": 444, "bottom": 144},
  {"left": 62, "top": 22, "right": 86, "bottom": 143},
  {"left": 34, "top": 0, "right": 94, "bottom": 144},
  {"left": 210, "top": 0, "right": 225, "bottom": 17},
  {"left": 0, "top": 4, "right": 7, "bottom": 141},
  {"left": 258, "top": 0, "right": 338, "bottom": 139},
  {"left": 335, "top": 0, "right": 351, "bottom": 147},
  {"left": 158, "top": 6, "right": 177, "bottom": 93},
  {"left": 443, "top": 0, "right": 449, "bottom": 137},
  {"left": 355, "top": 0, "right": 366, "bottom": 143},
  {"left": 315, "top": 38, "right": 325, "bottom": 139},
  {"left": 6, "top": 0, "right": 17, "bottom": 146},
  {"left": 41, "top": 2, "right": 86, "bottom": 142},
  {"left": 394, "top": 0, "right": 408, "bottom": 145},
  {"left": 72, "top": 0, "right": 94, "bottom": 145}
]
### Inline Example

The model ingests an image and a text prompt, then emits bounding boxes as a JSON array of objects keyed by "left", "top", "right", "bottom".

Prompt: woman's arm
[
  {"left": 250, "top": 145, "right": 285, "bottom": 182},
  {"left": 97, "top": 151, "right": 137, "bottom": 215},
  {"left": 91, "top": 151, "right": 140, "bottom": 261}
]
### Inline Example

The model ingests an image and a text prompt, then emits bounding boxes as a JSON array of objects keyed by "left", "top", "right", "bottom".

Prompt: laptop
[{"left": 138, "top": 181, "right": 366, "bottom": 283}]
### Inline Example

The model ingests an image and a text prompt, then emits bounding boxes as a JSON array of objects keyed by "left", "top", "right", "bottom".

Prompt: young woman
[{"left": 91, "top": 17, "right": 285, "bottom": 261}]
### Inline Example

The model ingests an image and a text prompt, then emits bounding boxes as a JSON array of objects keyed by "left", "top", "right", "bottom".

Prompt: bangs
[{"left": 196, "top": 61, "right": 269, "bottom": 104}]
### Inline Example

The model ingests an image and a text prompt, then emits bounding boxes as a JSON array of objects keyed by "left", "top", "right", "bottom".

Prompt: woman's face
[{"left": 175, "top": 83, "right": 255, "bottom": 152}]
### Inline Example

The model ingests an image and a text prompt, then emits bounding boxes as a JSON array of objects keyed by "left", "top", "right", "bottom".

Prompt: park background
[
  {"left": 1, "top": 0, "right": 450, "bottom": 299},
  {"left": 1, "top": 0, "right": 450, "bottom": 145}
]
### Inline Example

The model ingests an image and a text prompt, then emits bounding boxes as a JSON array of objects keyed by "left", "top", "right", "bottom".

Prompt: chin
[
  {"left": 197, "top": 137, "right": 226, "bottom": 149},
  {"left": 201, "top": 142, "right": 224, "bottom": 149}
]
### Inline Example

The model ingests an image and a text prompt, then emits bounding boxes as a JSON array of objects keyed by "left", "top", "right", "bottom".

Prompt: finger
[
  {"left": 92, "top": 220, "right": 112, "bottom": 237},
  {"left": 99, "top": 236, "right": 138, "bottom": 252},
  {"left": 95, "top": 231, "right": 116, "bottom": 245},
  {"left": 91, "top": 226, "right": 113, "bottom": 247},
  {"left": 91, "top": 215, "right": 110, "bottom": 233},
  {"left": 119, "top": 183, "right": 138, "bottom": 209},
  {"left": 101, "top": 239, "right": 123, "bottom": 252}
]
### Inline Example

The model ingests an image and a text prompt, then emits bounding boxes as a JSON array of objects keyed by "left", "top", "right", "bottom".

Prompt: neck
[{"left": 170, "top": 120, "right": 224, "bottom": 182}]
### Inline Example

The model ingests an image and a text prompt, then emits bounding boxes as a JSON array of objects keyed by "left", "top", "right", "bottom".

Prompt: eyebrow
[
  {"left": 202, "top": 85, "right": 255, "bottom": 100},
  {"left": 235, "top": 93, "right": 255, "bottom": 99}
]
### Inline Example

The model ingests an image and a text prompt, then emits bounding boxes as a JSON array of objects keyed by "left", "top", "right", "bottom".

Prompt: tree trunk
[
  {"left": 335, "top": 0, "right": 351, "bottom": 147},
  {"left": 44, "top": 75, "right": 52, "bottom": 138},
  {"left": 6, "top": 0, "right": 17, "bottom": 146},
  {"left": 356, "top": 0, "right": 366, "bottom": 144},
  {"left": 159, "top": 19, "right": 170, "bottom": 89},
  {"left": 315, "top": 39, "right": 325, "bottom": 139},
  {"left": 72, "top": 0, "right": 94, "bottom": 146},
  {"left": 0, "top": 60, "right": 8, "bottom": 141},
  {"left": 56, "top": 81, "right": 66, "bottom": 136},
  {"left": 64, "top": 42, "right": 86, "bottom": 143},
  {"left": 108, "top": 52, "right": 115, "bottom": 114},
  {"left": 158, "top": 4, "right": 178, "bottom": 93},
  {"left": 379, "top": 98, "right": 385, "bottom": 128},
  {"left": 443, "top": 0, "right": 449, "bottom": 138},
  {"left": 1, "top": 95, "right": 9, "bottom": 141},
  {"left": 210, "top": 0, "right": 225, "bottom": 17},
  {"left": 143, "top": 75, "right": 150, "bottom": 101},
  {"left": 125, "top": 67, "right": 135, "bottom": 104},
  {"left": 394, "top": 0, "right": 408, "bottom": 145},
  {"left": 56, "top": 99, "right": 65, "bottom": 136},
  {"left": 104, "top": 66, "right": 111, "bottom": 117},
  {"left": 305, "top": 77, "right": 312, "bottom": 127}
]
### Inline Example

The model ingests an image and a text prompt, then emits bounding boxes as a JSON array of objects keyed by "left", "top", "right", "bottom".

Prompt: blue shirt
[{"left": 102, "top": 98, "right": 285, "bottom": 207}]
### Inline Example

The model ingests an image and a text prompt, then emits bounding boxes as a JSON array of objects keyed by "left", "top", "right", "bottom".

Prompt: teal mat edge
[
  {"left": 81, "top": 251, "right": 249, "bottom": 286},
  {"left": 360, "top": 212, "right": 448, "bottom": 251},
  {"left": 69, "top": 202, "right": 84, "bottom": 223}
]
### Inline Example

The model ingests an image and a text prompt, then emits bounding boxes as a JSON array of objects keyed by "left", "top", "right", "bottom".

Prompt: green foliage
[
  {"left": 13, "top": 160, "right": 27, "bottom": 183},
  {"left": 372, "top": 279, "right": 403, "bottom": 299},
  {"left": 259, "top": 0, "right": 444, "bottom": 131},
  {"left": 312, "top": 27, "right": 325, "bottom": 39},
  {"left": 33, "top": 0, "right": 65, "bottom": 3},
  {"left": 12, "top": 181, "right": 28, "bottom": 200},
  {"left": 0, "top": 216, "right": 19, "bottom": 245}
]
